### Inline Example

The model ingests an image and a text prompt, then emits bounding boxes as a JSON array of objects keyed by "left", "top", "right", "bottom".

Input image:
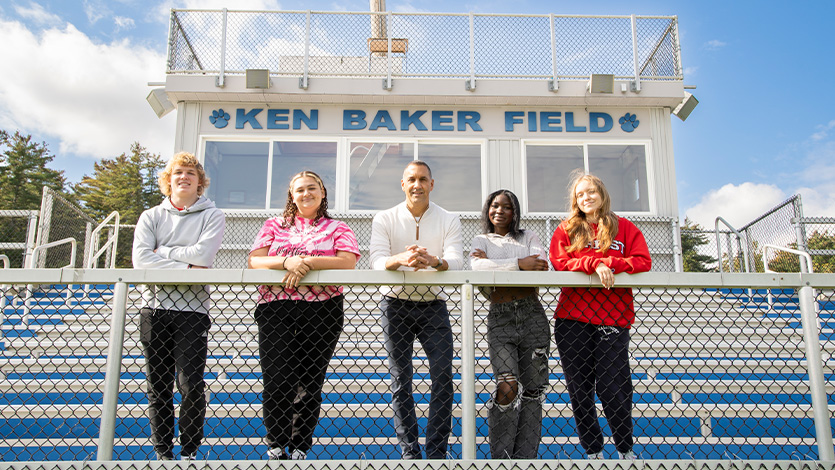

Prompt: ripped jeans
[{"left": 486, "top": 294, "right": 550, "bottom": 459}]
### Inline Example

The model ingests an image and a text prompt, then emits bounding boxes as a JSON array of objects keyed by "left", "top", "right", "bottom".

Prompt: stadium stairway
[{"left": 1, "top": 283, "right": 833, "bottom": 461}]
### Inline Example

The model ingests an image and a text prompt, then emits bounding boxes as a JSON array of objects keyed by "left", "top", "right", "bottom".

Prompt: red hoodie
[{"left": 549, "top": 216, "right": 651, "bottom": 328}]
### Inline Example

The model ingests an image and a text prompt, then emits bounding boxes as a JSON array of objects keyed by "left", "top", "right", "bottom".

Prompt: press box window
[{"left": 204, "top": 141, "right": 269, "bottom": 209}]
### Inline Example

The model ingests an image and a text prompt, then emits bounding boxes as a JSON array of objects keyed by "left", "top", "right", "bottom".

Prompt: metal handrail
[
  {"left": 29, "top": 237, "right": 78, "bottom": 269},
  {"left": 715, "top": 216, "right": 750, "bottom": 274},
  {"left": 763, "top": 244, "right": 816, "bottom": 314},
  {"left": 88, "top": 211, "right": 120, "bottom": 269}
]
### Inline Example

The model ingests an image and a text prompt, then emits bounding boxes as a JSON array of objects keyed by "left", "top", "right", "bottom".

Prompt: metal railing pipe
[
  {"left": 217, "top": 8, "right": 227, "bottom": 87},
  {"left": 630, "top": 14, "right": 641, "bottom": 92},
  {"left": 460, "top": 282, "right": 476, "bottom": 459},
  {"left": 798, "top": 283, "right": 835, "bottom": 461},
  {"left": 96, "top": 281, "right": 129, "bottom": 461}
]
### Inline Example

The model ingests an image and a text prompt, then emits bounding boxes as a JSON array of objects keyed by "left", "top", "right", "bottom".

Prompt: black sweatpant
[
  {"left": 554, "top": 317, "right": 633, "bottom": 455},
  {"left": 139, "top": 308, "right": 211, "bottom": 458},
  {"left": 255, "top": 295, "right": 345, "bottom": 454}
]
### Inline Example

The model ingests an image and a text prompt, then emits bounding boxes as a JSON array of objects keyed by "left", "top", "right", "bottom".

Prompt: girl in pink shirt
[{"left": 248, "top": 171, "right": 360, "bottom": 460}]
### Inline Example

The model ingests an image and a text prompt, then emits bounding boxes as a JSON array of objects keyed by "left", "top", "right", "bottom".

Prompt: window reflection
[
  {"left": 204, "top": 141, "right": 269, "bottom": 209},
  {"left": 525, "top": 145, "right": 584, "bottom": 212},
  {"left": 588, "top": 145, "right": 649, "bottom": 212},
  {"left": 349, "top": 142, "right": 414, "bottom": 210},
  {"left": 270, "top": 141, "right": 337, "bottom": 209},
  {"left": 420, "top": 144, "right": 482, "bottom": 212}
]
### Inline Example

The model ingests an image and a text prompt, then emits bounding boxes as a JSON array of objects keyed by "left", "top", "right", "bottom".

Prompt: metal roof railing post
[
  {"left": 216, "top": 8, "right": 227, "bottom": 87},
  {"left": 548, "top": 13, "right": 558, "bottom": 92},
  {"left": 96, "top": 281, "right": 129, "bottom": 461},
  {"left": 630, "top": 14, "right": 641, "bottom": 93},
  {"left": 466, "top": 13, "right": 476, "bottom": 91},
  {"left": 301, "top": 10, "right": 310, "bottom": 89}
]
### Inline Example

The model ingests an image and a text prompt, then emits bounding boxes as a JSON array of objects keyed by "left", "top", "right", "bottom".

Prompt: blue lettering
[
  {"left": 528, "top": 112, "right": 537, "bottom": 132},
  {"left": 293, "top": 109, "right": 318, "bottom": 130},
  {"left": 540, "top": 112, "right": 562, "bottom": 132},
  {"left": 457, "top": 111, "right": 482, "bottom": 131},
  {"left": 505, "top": 112, "right": 524, "bottom": 132},
  {"left": 236, "top": 108, "right": 263, "bottom": 129},
  {"left": 369, "top": 110, "right": 397, "bottom": 131},
  {"left": 400, "top": 110, "right": 428, "bottom": 131},
  {"left": 590, "top": 112, "right": 613, "bottom": 132},
  {"left": 343, "top": 110, "right": 367, "bottom": 130},
  {"left": 565, "top": 112, "right": 586, "bottom": 132},
  {"left": 267, "top": 109, "right": 289, "bottom": 129},
  {"left": 432, "top": 111, "right": 454, "bottom": 131}
]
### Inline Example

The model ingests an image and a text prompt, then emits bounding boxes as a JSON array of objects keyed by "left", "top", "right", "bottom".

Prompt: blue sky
[{"left": 1, "top": 0, "right": 834, "bottom": 227}]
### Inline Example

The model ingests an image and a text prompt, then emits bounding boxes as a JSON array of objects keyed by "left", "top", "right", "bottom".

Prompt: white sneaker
[
  {"left": 291, "top": 450, "right": 307, "bottom": 460},
  {"left": 588, "top": 452, "right": 604, "bottom": 459},
  {"left": 619, "top": 450, "right": 638, "bottom": 460},
  {"left": 267, "top": 448, "right": 288, "bottom": 460},
  {"left": 181, "top": 453, "right": 197, "bottom": 461}
]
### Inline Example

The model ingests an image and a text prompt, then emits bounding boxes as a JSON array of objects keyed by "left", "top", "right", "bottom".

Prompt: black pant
[
  {"left": 255, "top": 296, "right": 345, "bottom": 453},
  {"left": 554, "top": 318, "right": 633, "bottom": 454},
  {"left": 139, "top": 308, "right": 211, "bottom": 458}
]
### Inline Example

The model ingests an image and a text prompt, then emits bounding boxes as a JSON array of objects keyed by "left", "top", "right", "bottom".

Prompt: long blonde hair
[{"left": 564, "top": 172, "right": 619, "bottom": 253}]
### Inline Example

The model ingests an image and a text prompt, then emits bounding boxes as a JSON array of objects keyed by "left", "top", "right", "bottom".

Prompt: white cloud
[
  {"left": 14, "top": 1, "right": 62, "bottom": 26},
  {"left": 83, "top": 0, "right": 109, "bottom": 24},
  {"left": 0, "top": 18, "right": 175, "bottom": 163},
  {"left": 704, "top": 39, "right": 726, "bottom": 50},
  {"left": 811, "top": 119, "right": 835, "bottom": 141},
  {"left": 685, "top": 182, "right": 786, "bottom": 228},
  {"left": 114, "top": 16, "right": 135, "bottom": 31}
]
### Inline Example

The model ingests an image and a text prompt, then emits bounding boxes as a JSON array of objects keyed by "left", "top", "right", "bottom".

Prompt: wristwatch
[{"left": 434, "top": 257, "right": 444, "bottom": 269}]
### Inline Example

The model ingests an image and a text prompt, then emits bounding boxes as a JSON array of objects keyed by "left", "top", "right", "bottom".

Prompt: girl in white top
[{"left": 470, "top": 189, "right": 551, "bottom": 459}]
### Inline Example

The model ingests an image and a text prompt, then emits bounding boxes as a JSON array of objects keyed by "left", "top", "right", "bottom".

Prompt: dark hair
[
  {"left": 282, "top": 170, "right": 330, "bottom": 227},
  {"left": 481, "top": 189, "right": 523, "bottom": 240},
  {"left": 405, "top": 160, "right": 432, "bottom": 178}
]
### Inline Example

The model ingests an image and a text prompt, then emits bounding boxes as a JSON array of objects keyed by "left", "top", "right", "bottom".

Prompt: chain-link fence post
[
  {"left": 671, "top": 218, "right": 683, "bottom": 272},
  {"left": 798, "top": 282, "right": 835, "bottom": 460},
  {"left": 96, "top": 281, "right": 129, "bottom": 461},
  {"left": 460, "top": 281, "right": 476, "bottom": 459}
]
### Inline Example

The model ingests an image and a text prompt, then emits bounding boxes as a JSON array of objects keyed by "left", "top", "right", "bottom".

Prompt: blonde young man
[{"left": 132, "top": 152, "right": 226, "bottom": 461}]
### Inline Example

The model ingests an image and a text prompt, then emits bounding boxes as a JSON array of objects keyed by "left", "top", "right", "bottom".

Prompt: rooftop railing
[{"left": 167, "top": 10, "right": 682, "bottom": 84}]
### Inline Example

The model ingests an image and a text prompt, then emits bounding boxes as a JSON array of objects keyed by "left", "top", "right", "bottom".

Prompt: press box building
[{"left": 148, "top": 9, "right": 696, "bottom": 270}]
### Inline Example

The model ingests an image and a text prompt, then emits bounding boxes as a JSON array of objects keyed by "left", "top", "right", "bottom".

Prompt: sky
[{"left": 1, "top": 0, "right": 834, "bottom": 229}]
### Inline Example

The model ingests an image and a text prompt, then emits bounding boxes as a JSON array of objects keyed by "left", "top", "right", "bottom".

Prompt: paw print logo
[
  {"left": 210, "top": 109, "right": 231, "bottom": 128},
  {"left": 619, "top": 113, "right": 640, "bottom": 132}
]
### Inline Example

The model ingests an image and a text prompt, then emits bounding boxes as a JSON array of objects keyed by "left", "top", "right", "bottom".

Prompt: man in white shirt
[{"left": 369, "top": 161, "right": 463, "bottom": 459}]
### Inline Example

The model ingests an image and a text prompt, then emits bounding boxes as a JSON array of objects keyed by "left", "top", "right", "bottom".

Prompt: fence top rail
[
  {"left": 1, "top": 268, "right": 834, "bottom": 289},
  {"left": 794, "top": 216, "right": 835, "bottom": 225},
  {"left": 172, "top": 9, "right": 676, "bottom": 20},
  {"left": 0, "top": 210, "right": 38, "bottom": 217}
]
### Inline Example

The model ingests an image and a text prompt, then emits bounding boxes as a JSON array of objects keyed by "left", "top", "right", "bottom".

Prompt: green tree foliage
[
  {"left": 0, "top": 130, "right": 66, "bottom": 210},
  {"left": 767, "top": 231, "right": 835, "bottom": 273},
  {"left": 0, "top": 130, "right": 67, "bottom": 267},
  {"left": 73, "top": 143, "right": 165, "bottom": 267},
  {"left": 680, "top": 218, "right": 717, "bottom": 272},
  {"left": 73, "top": 143, "right": 164, "bottom": 225},
  {"left": 721, "top": 240, "right": 765, "bottom": 273}
]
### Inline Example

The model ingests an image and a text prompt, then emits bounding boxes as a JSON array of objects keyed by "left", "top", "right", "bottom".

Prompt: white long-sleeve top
[
  {"left": 470, "top": 230, "right": 549, "bottom": 299},
  {"left": 370, "top": 201, "right": 463, "bottom": 301}
]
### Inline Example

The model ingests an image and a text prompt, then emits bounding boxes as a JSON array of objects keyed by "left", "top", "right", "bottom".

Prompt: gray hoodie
[{"left": 132, "top": 195, "right": 226, "bottom": 314}]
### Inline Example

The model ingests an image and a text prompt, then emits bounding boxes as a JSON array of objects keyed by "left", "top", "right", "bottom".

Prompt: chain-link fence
[
  {"left": 0, "top": 210, "right": 38, "bottom": 269},
  {"left": 1, "top": 270, "right": 832, "bottom": 461},
  {"left": 168, "top": 11, "right": 682, "bottom": 82},
  {"left": 217, "top": 213, "right": 678, "bottom": 272},
  {"left": 34, "top": 188, "right": 95, "bottom": 269}
]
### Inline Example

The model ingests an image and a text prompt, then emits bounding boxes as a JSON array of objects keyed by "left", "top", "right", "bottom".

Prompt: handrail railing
[
  {"left": 0, "top": 269, "right": 832, "bottom": 462},
  {"left": 763, "top": 244, "right": 816, "bottom": 313},
  {"left": 87, "top": 211, "right": 120, "bottom": 269},
  {"left": 21, "top": 237, "right": 78, "bottom": 326},
  {"left": 715, "top": 216, "right": 750, "bottom": 274}
]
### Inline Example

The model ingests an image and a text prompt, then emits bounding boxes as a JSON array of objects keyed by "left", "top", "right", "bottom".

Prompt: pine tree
[
  {"left": 0, "top": 130, "right": 66, "bottom": 210},
  {"left": 680, "top": 218, "right": 717, "bottom": 272},
  {"left": 73, "top": 143, "right": 164, "bottom": 225}
]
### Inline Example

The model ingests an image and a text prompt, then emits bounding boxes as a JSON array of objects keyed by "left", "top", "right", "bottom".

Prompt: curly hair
[
  {"left": 158, "top": 152, "right": 209, "bottom": 197},
  {"left": 564, "top": 171, "right": 619, "bottom": 254},
  {"left": 481, "top": 189, "right": 524, "bottom": 240},
  {"left": 282, "top": 170, "right": 330, "bottom": 227}
]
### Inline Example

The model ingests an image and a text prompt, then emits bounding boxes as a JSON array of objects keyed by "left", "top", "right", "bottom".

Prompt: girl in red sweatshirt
[{"left": 549, "top": 173, "right": 651, "bottom": 460}]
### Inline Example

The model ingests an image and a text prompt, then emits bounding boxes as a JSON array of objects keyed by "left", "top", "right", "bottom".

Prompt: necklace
[{"left": 413, "top": 212, "right": 425, "bottom": 240}]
